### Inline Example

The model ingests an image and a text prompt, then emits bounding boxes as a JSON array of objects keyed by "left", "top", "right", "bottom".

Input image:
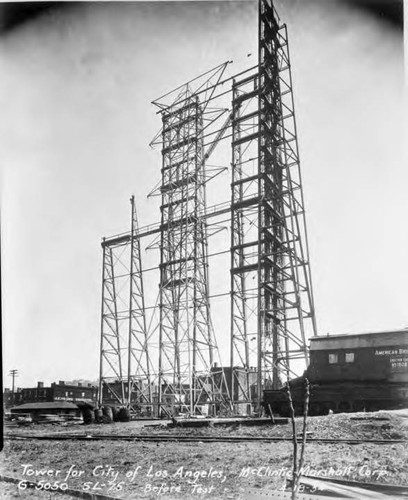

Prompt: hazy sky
[{"left": 1, "top": 1, "right": 404, "bottom": 388}]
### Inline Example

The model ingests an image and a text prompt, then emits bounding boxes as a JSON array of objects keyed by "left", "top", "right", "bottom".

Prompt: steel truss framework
[
  {"left": 147, "top": 63, "right": 234, "bottom": 416},
  {"left": 99, "top": 197, "right": 155, "bottom": 415},
  {"left": 154, "top": 91, "right": 226, "bottom": 415},
  {"left": 99, "top": 0, "right": 317, "bottom": 415},
  {"left": 230, "top": 0, "right": 316, "bottom": 412}
]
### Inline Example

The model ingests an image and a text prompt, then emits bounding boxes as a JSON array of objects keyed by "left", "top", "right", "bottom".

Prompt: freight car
[{"left": 263, "top": 329, "right": 408, "bottom": 416}]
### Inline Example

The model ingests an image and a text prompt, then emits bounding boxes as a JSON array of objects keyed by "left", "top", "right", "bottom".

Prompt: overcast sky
[{"left": 1, "top": 0, "right": 404, "bottom": 388}]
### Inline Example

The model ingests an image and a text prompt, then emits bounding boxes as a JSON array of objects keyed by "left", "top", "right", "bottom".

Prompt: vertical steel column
[
  {"left": 230, "top": 80, "right": 254, "bottom": 412},
  {"left": 127, "top": 201, "right": 135, "bottom": 404},
  {"left": 98, "top": 243, "right": 106, "bottom": 406},
  {"left": 99, "top": 242, "right": 126, "bottom": 405},
  {"left": 230, "top": 71, "right": 261, "bottom": 414},
  {"left": 127, "top": 196, "right": 153, "bottom": 414}
]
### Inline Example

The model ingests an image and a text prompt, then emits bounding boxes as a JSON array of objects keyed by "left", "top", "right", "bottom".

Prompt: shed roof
[
  {"left": 11, "top": 401, "right": 79, "bottom": 411},
  {"left": 310, "top": 329, "right": 408, "bottom": 350}
]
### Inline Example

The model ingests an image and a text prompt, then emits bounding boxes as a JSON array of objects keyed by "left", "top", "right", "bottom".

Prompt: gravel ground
[{"left": 1, "top": 411, "right": 407, "bottom": 499}]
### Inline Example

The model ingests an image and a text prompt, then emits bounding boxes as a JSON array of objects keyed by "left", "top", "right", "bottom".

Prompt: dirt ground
[{"left": 1, "top": 411, "right": 408, "bottom": 499}]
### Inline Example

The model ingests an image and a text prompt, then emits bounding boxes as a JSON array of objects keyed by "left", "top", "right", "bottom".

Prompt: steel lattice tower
[
  {"left": 154, "top": 88, "right": 227, "bottom": 416},
  {"left": 98, "top": 197, "right": 154, "bottom": 414},
  {"left": 99, "top": 0, "right": 316, "bottom": 416},
  {"left": 230, "top": 0, "right": 316, "bottom": 412},
  {"left": 127, "top": 196, "right": 154, "bottom": 410}
]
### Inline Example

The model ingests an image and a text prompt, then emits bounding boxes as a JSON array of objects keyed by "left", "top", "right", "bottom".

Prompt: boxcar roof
[{"left": 310, "top": 329, "right": 408, "bottom": 350}]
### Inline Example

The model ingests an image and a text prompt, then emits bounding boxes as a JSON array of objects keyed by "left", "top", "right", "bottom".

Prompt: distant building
[
  {"left": 3, "top": 387, "right": 23, "bottom": 409},
  {"left": 51, "top": 380, "right": 97, "bottom": 404},
  {"left": 3, "top": 380, "right": 97, "bottom": 410},
  {"left": 211, "top": 365, "right": 258, "bottom": 415}
]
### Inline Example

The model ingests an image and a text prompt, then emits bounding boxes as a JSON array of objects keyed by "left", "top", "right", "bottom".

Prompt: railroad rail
[{"left": 5, "top": 433, "right": 407, "bottom": 445}]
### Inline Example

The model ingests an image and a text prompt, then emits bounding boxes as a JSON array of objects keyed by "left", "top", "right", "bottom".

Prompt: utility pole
[{"left": 9, "top": 369, "right": 18, "bottom": 406}]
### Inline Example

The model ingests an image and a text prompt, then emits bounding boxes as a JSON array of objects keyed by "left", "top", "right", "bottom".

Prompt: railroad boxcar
[{"left": 263, "top": 329, "right": 408, "bottom": 416}]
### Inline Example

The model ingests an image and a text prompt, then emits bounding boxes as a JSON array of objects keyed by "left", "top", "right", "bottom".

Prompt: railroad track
[{"left": 5, "top": 433, "right": 407, "bottom": 445}]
